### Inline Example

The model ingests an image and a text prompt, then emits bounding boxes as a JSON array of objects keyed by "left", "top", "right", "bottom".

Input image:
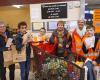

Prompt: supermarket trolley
[{"left": 32, "top": 46, "right": 85, "bottom": 80}]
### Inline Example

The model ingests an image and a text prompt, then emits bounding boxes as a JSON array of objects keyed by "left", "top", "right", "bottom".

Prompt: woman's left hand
[{"left": 66, "top": 44, "right": 69, "bottom": 48}]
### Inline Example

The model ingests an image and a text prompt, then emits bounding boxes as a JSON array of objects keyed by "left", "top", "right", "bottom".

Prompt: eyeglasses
[{"left": 0, "top": 26, "right": 5, "bottom": 27}]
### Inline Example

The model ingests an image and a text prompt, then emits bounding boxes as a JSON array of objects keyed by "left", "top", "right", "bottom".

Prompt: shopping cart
[{"left": 32, "top": 45, "right": 85, "bottom": 80}]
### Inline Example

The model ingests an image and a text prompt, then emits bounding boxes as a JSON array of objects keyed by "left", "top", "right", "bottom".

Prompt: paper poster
[
  {"left": 6, "top": 38, "right": 13, "bottom": 47},
  {"left": 84, "top": 36, "right": 95, "bottom": 49}
]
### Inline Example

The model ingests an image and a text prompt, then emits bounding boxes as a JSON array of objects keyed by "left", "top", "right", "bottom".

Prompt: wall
[
  {"left": 93, "top": 9, "right": 100, "bottom": 33},
  {"left": 0, "top": 6, "right": 30, "bottom": 29},
  {"left": 30, "top": 1, "right": 80, "bottom": 33},
  {"left": 30, "top": 1, "right": 80, "bottom": 22}
]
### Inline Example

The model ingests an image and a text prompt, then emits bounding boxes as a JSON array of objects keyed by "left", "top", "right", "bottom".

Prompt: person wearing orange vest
[
  {"left": 71, "top": 20, "right": 87, "bottom": 61},
  {"left": 50, "top": 20, "right": 72, "bottom": 58},
  {"left": 82, "top": 25, "right": 100, "bottom": 80},
  {"left": 32, "top": 27, "right": 48, "bottom": 46},
  {"left": 32, "top": 27, "right": 49, "bottom": 65}
]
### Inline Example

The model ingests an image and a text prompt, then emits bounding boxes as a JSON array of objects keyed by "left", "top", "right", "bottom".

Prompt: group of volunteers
[{"left": 0, "top": 20, "right": 100, "bottom": 80}]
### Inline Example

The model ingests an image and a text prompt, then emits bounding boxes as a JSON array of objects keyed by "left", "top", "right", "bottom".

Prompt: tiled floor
[
  {"left": 6, "top": 68, "right": 35, "bottom": 80},
  {"left": 6, "top": 63, "right": 35, "bottom": 80}
]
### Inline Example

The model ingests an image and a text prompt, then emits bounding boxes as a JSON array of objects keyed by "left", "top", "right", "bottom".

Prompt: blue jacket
[
  {"left": 0, "top": 30, "right": 12, "bottom": 53},
  {"left": 15, "top": 32, "right": 31, "bottom": 60}
]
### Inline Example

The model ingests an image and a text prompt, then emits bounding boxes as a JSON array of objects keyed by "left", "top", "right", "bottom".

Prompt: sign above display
[{"left": 41, "top": 3, "right": 67, "bottom": 19}]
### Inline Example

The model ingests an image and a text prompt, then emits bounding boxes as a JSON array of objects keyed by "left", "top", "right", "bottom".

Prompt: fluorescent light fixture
[{"left": 12, "top": 5, "right": 23, "bottom": 8}]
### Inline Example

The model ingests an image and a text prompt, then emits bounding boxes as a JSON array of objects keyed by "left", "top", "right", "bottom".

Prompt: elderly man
[
  {"left": 71, "top": 20, "right": 87, "bottom": 61},
  {"left": 0, "top": 21, "right": 15, "bottom": 80}
]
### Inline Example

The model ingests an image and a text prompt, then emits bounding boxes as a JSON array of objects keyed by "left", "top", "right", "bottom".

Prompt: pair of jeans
[
  {"left": 8, "top": 64, "right": 15, "bottom": 80},
  {"left": 0, "top": 52, "right": 5, "bottom": 80},
  {"left": 19, "top": 60, "right": 30, "bottom": 80},
  {"left": 85, "top": 61, "right": 96, "bottom": 80},
  {"left": 5, "top": 64, "right": 15, "bottom": 80}
]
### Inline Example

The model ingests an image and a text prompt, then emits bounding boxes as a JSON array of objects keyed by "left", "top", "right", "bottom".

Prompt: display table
[{"left": 31, "top": 43, "right": 85, "bottom": 80}]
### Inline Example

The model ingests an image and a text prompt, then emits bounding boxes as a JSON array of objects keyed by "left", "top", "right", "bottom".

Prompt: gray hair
[{"left": 0, "top": 21, "right": 5, "bottom": 25}]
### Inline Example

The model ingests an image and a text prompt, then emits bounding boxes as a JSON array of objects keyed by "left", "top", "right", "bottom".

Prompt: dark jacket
[
  {"left": 49, "top": 28, "right": 72, "bottom": 57},
  {"left": 50, "top": 28, "right": 72, "bottom": 48},
  {"left": 0, "top": 30, "right": 12, "bottom": 67},
  {"left": 15, "top": 32, "right": 31, "bottom": 60},
  {"left": 0, "top": 30, "right": 12, "bottom": 53}
]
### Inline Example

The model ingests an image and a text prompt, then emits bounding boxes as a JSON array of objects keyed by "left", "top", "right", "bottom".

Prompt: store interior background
[
  {"left": 0, "top": 5, "right": 30, "bottom": 29},
  {"left": 0, "top": 0, "right": 100, "bottom": 79},
  {"left": 0, "top": 0, "right": 99, "bottom": 34}
]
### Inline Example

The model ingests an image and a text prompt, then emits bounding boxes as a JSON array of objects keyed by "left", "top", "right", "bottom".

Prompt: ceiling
[
  {"left": 86, "top": 0, "right": 100, "bottom": 5},
  {"left": 0, "top": 0, "right": 78, "bottom": 6},
  {"left": 0, "top": 5, "right": 29, "bottom": 10},
  {"left": 0, "top": 0, "right": 99, "bottom": 10}
]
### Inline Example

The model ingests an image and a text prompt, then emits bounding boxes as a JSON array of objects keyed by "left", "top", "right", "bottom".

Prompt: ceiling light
[{"left": 12, "top": 5, "right": 23, "bottom": 8}]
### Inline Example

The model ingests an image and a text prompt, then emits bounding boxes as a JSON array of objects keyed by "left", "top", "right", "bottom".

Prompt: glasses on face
[{"left": 0, "top": 26, "right": 5, "bottom": 27}]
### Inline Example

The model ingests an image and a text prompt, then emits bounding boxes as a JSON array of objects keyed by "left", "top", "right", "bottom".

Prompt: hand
[
  {"left": 92, "top": 61, "right": 97, "bottom": 66},
  {"left": 86, "top": 44, "right": 91, "bottom": 49},
  {"left": 85, "top": 58, "right": 92, "bottom": 63},
  {"left": 22, "top": 34, "right": 28, "bottom": 45},
  {"left": 8, "top": 47, "right": 11, "bottom": 50},
  {"left": 58, "top": 44, "right": 63, "bottom": 47},
  {"left": 66, "top": 44, "right": 69, "bottom": 48},
  {"left": 45, "top": 37, "right": 49, "bottom": 42},
  {"left": 43, "top": 41, "right": 48, "bottom": 44},
  {"left": 27, "top": 38, "right": 33, "bottom": 42}
]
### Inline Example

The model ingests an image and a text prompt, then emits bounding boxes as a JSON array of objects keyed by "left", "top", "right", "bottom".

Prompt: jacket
[
  {"left": 71, "top": 29, "right": 87, "bottom": 57},
  {"left": 15, "top": 32, "right": 31, "bottom": 60}
]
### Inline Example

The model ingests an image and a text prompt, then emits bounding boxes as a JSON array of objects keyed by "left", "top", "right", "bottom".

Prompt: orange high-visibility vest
[
  {"left": 71, "top": 29, "right": 87, "bottom": 57},
  {"left": 32, "top": 35, "right": 47, "bottom": 46},
  {"left": 83, "top": 38, "right": 100, "bottom": 60}
]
